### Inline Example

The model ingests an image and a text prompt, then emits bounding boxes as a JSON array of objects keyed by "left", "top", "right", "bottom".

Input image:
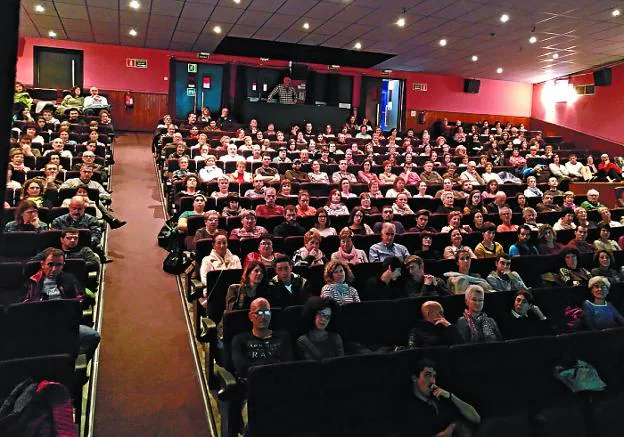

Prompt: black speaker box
[
  {"left": 464, "top": 79, "right": 481, "bottom": 93},
  {"left": 593, "top": 68, "right": 612, "bottom": 86},
  {"left": 291, "top": 63, "right": 309, "bottom": 80}
]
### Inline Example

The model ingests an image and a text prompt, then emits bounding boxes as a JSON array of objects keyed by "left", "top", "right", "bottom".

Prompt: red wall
[
  {"left": 17, "top": 36, "right": 532, "bottom": 117},
  {"left": 531, "top": 63, "right": 624, "bottom": 146}
]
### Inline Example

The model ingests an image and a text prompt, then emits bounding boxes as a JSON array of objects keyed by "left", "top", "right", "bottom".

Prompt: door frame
[
  {"left": 359, "top": 76, "right": 407, "bottom": 132},
  {"left": 33, "top": 46, "right": 84, "bottom": 88}
]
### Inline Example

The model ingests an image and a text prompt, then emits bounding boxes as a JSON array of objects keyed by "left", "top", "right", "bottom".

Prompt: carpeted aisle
[{"left": 93, "top": 133, "right": 209, "bottom": 436}]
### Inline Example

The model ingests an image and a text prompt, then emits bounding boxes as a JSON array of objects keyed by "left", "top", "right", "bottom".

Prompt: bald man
[
  {"left": 406, "top": 301, "right": 462, "bottom": 348},
  {"left": 51, "top": 196, "right": 102, "bottom": 249}
]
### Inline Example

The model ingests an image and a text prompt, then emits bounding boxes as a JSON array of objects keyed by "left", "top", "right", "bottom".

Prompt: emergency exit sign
[{"left": 126, "top": 58, "right": 148, "bottom": 68}]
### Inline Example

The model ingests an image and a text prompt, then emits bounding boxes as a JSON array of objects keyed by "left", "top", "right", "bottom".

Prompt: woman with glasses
[
  {"left": 4, "top": 199, "right": 49, "bottom": 232},
  {"left": 582, "top": 276, "right": 624, "bottom": 330},
  {"left": 310, "top": 210, "right": 337, "bottom": 238},
  {"left": 347, "top": 206, "right": 373, "bottom": 235},
  {"left": 193, "top": 210, "right": 223, "bottom": 244},
  {"left": 296, "top": 296, "right": 344, "bottom": 360},
  {"left": 21, "top": 178, "right": 54, "bottom": 208}
]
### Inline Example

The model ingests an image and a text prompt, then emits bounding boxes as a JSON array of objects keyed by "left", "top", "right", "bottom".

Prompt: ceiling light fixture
[
  {"left": 439, "top": 38, "right": 447, "bottom": 47},
  {"left": 471, "top": 55, "right": 478, "bottom": 62},
  {"left": 529, "top": 36, "right": 537, "bottom": 44},
  {"left": 129, "top": 0, "right": 140, "bottom": 9},
  {"left": 613, "top": 9, "right": 621, "bottom": 17},
  {"left": 496, "top": 67, "right": 503, "bottom": 74},
  {"left": 34, "top": 4, "right": 45, "bottom": 13},
  {"left": 213, "top": 25, "right": 222, "bottom": 34},
  {"left": 48, "top": 30, "right": 57, "bottom": 38},
  {"left": 129, "top": 28, "right": 138, "bottom": 36},
  {"left": 552, "top": 53, "right": 559, "bottom": 59},
  {"left": 302, "top": 22, "right": 310, "bottom": 30},
  {"left": 233, "top": 0, "right": 241, "bottom": 3},
  {"left": 500, "top": 14, "right": 509, "bottom": 23},
  {"left": 397, "top": 17, "right": 406, "bottom": 27},
  {"left": 354, "top": 42, "right": 362, "bottom": 50}
]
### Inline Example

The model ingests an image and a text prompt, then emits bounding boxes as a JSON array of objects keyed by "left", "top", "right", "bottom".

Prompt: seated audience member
[
  {"left": 575, "top": 206, "right": 597, "bottom": 230},
  {"left": 498, "top": 290, "right": 550, "bottom": 339},
  {"left": 346, "top": 207, "right": 374, "bottom": 235},
  {"left": 415, "top": 181, "right": 434, "bottom": 199},
  {"left": 474, "top": 223, "right": 504, "bottom": 258},
  {"left": 486, "top": 191, "right": 510, "bottom": 214},
  {"left": 293, "top": 230, "right": 327, "bottom": 267},
  {"left": 402, "top": 255, "right": 449, "bottom": 297},
  {"left": 509, "top": 225, "right": 539, "bottom": 256},
  {"left": 44, "top": 138, "right": 73, "bottom": 159},
  {"left": 51, "top": 196, "right": 103, "bottom": 254},
  {"left": 496, "top": 207, "right": 518, "bottom": 233},
  {"left": 225, "top": 261, "right": 267, "bottom": 312},
  {"left": 596, "top": 153, "right": 622, "bottom": 181},
  {"left": 536, "top": 193, "right": 561, "bottom": 213},
  {"left": 486, "top": 254, "right": 528, "bottom": 292},
  {"left": 230, "top": 210, "right": 268, "bottom": 240},
  {"left": 537, "top": 224, "right": 564, "bottom": 255},
  {"left": 296, "top": 297, "right": 344, "bottom": 360},
  {"left": 273, "top": 205, "right": 306, "bottom": 237},
  {"left": 357, "top": 159, "right": 379, "bottom": 184},
  {"left": 565, "top": 153, "right": 591, "bottom": 181},
  {"left": 463, "top": 190, "right": 487, "bottom": 216},
  {"left": 379, "top": 160, "right": 397, "bottom": 185},
  {"left": 522, "top": 207, "right": 543, "bottom": 232},
  {"left": 358, "top": 192, "right": 380, "bottom": 216},
  {"left": 177, "top": 194, "right": 206, "bottom": 233},
  {"left": 332, "top": 158, "right": 357, "bottom": 183},
  {"left": 445, "top": 249, "right": 491, "bottom": 294},
  {"left": 459, "top": 161, "right": 485, "bottom": 185},
  {"left": 558, "top": 248, "right": 591, "bottom": 287},
  {"left": 222, "top": 193, "right": 244, "bottom": 217},
  {"left": 24, "top": 248, "right": 101, "bottom": 359},
  {"left": 544, "top": 176, "right": 564, "bottom": 196},
  {"left": 308, "top": 160, "right": 330, "bottom": 184},
  {"left": 523, "top": 176, "right": 543, "bottom": 198},
  {"left": 4, "top": 200, "right": 48, "bottom": 232},
  {"left": 443, "top": 230, "right": 477, "bottom": 260},
  {"left": 456, "top": 285, "right": 503, "bottom": 343},
  {"left": 441, "top": 211, "right": 472, "bottom": 234},
  {"left": 209, "top": 176, "right": 230, "bottom": 200},
  {"left": 31, "top": 227, "right": 100, "bottom": 270},
  {"left": 325, "top": 189, "right": 350, "bottom": 216},
  {"left": 320, "top": 259, "right": 360, "bottom": 306},
  {"left": 284, "top": 159, "right": 310, "bottom": 183},
  {"left": 566, "top": 225, "right": 594, "bottom": 254},
  {"left": 392, "top": 192, "right": 415, "bottom": 216},
  {"left": 369, "top": 222, "right": 410, "bottom": 262},
  {"left": 294, "top": 190, "right": 316, "bottom": 218},
  {"left": 310, "top": 209, "right": 337, "bottom": 237},
  {"left": 244, "top": 176, "right": 266, "bottom": 199},
  {"left": 579, "top": 189, "right": 604, "bottom": 211},
  {"left": 332, "top": 228, "right": 368, "bottom": 264},
  {"left": 254, "top": 187, "right": 284, "bottom": 217},
  {"left": 219, "top": 144, "right": 245, "bottom": 163},
  {"left": 21, "top": 178, "right": 54, "bottom": 209},
  {"left": 175, "top": 174, "right": 202, "bottom": 205},
  {"left": 552, "top": 208, "right": 576, "bottom": 232},
  {"left": 414, "top": 232, "right": 442, "bottom": 260},
  {"left": 597, "top": 207, "right": 623, "bottom": 228},
  {"left": 254, "top": 153, "right": 281, "bottom": 184},
  {"left": 373, "top": 206, "right": 406, "bottom": 234},
  {"left": 199, "top": 155, "right": 224, "bottom": 183},
  {"left": 171, "top": 156, "right": 192, "bottom": 182},
  {"left": 408, "top": 209, "right": 437, "bottom": 233},
  {"left": 364, "top": 256, "right": 404, "bottom": 300},
  {"left": 385, "top": 177, "right": 411, "bottom": 198},
  {"left": 582, "top": 277, "right": 624, "bottom": 329},
  {"left": 193, "top": 210, "right": 222, "bottom": 245},
  {"left": 403, "top": 358, "right": 481, "bottom": 437},
  {"left": 266, "top": 255, "right": 311, "bottom": 307},
  {"left": 594, "top": 223, "right": 620, "bottom": 252},
  {"left": 398, "top": 163, "right": 421, "bottom": 185},
  {"left": 435, "top": 178, "right": 463, "bottom": 200},
  {"left": 437, "top": 192, "right": 461, "bottom": 214},
  {"left": 228, "top": 160, "right": 252, "bottom": 184},
  {"left": 407, "top": 301, "right": 462, "bottom": 348},
  {"left": 591, "top": 250, "right": 624, "bottom": 283},
  {"left": 244, "top": 235, "right": 279, "bottom": 268},
  {"left": 83, "top": 86, "right": 110, "bottom": 114},
  {"left": 199, "top": 232, "right": 242, "bottom": 288},
  {"left": 419, "top": 160, "right": 444, "bottom": 185}
]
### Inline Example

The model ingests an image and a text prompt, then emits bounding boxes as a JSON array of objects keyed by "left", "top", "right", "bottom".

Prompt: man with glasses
[
  {"left": 255, "top": 187, "right": 284, "bottom": 218},
  {"left": 373, "top": 206, "right": 406, "bottom": 234},
  {"left": 24, "top": 247, "right": 101, "bottom": 359},
  {"left": 274, "top": 205, "right": 306, "bottom": 237},
  {"left": 32, "top": 227, "right": 101, "bottom": 270},
  {"left": 486, "top": 254, "right": 528, "bottom": 292}
]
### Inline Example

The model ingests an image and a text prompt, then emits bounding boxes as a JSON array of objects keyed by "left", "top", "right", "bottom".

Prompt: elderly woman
[
  {"left": 443, "top": 229, "right": 477, "bottom": 259},
  {"left": 441, "top": 211, "right": 471, "bottom": 233},
  {"left": 536, "top": 224, "right": 564, "bottom": 255},
  {"left": 210, "top": 176, "right": 230, "bottom": 199},
  {"left": 594, "top": 223, "right": 621, "bottom": 252},
  {"left": 320, "top": 259, "right": 360, "bottom": 306},
  {"left": 244, "top": 235, "right": 279, "bottom": 268},
  {"left": 559, "top": 248, "right": 591, "bottom": 287},
  {"left": 296, "top": 297, "right": 344, "bottom": 360},
  {"left": 199, "top": 232, "right": 242, "bottom": 285},
  {"left": 311, "top": 209, "right": 337, "bottom": 237},
  {"left": 4, "top": 200, "right": 49, "bottom": 232},
  {"left": 456, "top": 285, "right": 503, "bottom": 343},
  {"left": 591, "top": 250, "right": 623, "bottom": 283},
  {"left": 331, "top": 228, "right": 369, "bottom": 264},
  {"left": 347, "top": 206, "right": 373, "bottom": 235},
  {"left": 358, "top": 192, "right": 380, "bottom": 215},
  {"left": 293, "top": 230, "right": 327, "bottom": 267},
  {"left": 582, "top": 276, "right": 624, "bottom": 330},
  {"left": 228, "top": 160, "right": 252, "bottom": 184},
  {"left": 193, "top": 210, "right": 223, "bottom": 243},
  {"left": 224, "top": 261, "right": 267, "bottom": 311}
]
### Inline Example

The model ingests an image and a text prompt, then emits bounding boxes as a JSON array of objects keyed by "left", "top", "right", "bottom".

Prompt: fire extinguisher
[{"left": 125, "top": 91, "right": 134, "bottom": 108}]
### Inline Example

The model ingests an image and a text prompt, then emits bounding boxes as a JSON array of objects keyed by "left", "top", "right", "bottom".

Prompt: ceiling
[{"left": 18, "top": 0, "right": 624, "bottom": 83}]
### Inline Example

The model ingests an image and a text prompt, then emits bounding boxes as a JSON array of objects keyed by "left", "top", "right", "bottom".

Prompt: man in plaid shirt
[{"left": 268, "top": 76, "right": 298, "bottom": 104}]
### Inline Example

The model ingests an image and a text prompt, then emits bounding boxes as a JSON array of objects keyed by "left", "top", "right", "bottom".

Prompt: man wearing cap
[
  {"left": 230, "top": 210, "right": 268, "bottom": 240},
  {"left": 408, "top": 210, "right": 437, "bottom": 233},
  {"left": 363, "top": 256, "right": 405, "bottom": 300},
  {"left": 284, "top": 159, "right": 310, "bottom": 183},
  {"left": 332, "top": 159, "right": 357, "bottom": 183},
  {"left": 272, "top": 147, "right": 292, "bottom": 164}
]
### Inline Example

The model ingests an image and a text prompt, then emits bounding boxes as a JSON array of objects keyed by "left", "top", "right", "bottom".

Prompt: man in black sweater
[
  {"left": 265, "top": 255, "right": 311, "bottom": 307},
  {"left": 273, "top": 205, "right": 306, "bottom": 237}
]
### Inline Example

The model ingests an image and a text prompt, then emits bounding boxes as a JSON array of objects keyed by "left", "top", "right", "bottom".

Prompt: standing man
[{"left": 267, "top": 75, "right": 298, "bottom": 104}]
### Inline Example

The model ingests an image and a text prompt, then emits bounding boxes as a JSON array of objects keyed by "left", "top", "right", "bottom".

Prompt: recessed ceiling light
[
  {"left": 213, "top": 25, "right": 222, "bottom": 34},
  {"left": 48, "top": 30, "right": 57, "bottom": 38},
  {"left": 529, "top": 36, "right": 537, "bottom": 44},
  {"left": 439, "top": 38, "right": 447, "bottom": 47},
  {"left": 233, "top": 0, "right": 241, "bottom": 3},
  {"left": 354, "top": 42, "right": 362, "bottom": 50},
  {"left": 496, "top": 67, "right": 503, "bottom": 74},
  {"left": 129, "top": 28, "right": 138, "bottom": 37},
  {"left": 552, "top": 53, "right": 559, "bottom": 59},
  {"left": 302, "top": 22, "right": 310, "bottom": 30},
  {"left": 500, "top": 14, "right": 509, "bottom": 23},
  {"left": 471, "top": 55, "right": 478, "bottom": 62},
  {"left": 612, "top": 9, "right": 621, "bottom": 17},
  {"left": 396, "top": 17, "right": 406, "bottom": 27},
  {"left": 129, "top": 0, "right": 140, "bottom": 9},
  {"left": 34, "top": 4, "right": 45, "bottom": 13}
]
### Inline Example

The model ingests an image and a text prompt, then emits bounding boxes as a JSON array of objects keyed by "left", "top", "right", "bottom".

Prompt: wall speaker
[
  {"left": 464, "top": 79, "right": 481, "bottom": 93},
  {"left": 290, "top": 63, "right": 309, "bottom": 80},
  {"left": 593, "top": 68, "right": 612, "bottom": 86}
]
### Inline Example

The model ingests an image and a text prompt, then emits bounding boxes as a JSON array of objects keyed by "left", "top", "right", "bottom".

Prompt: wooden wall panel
[
  {"left": 406, "top": 109, "right": 530, "bottom": 133},
  {"left": 101, "top": 90, "right": 168, "bottom": 132}
]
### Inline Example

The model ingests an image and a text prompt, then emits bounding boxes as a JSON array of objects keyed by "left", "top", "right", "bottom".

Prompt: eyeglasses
[
  {"left": 253, "top": 309, "right": 271, "bottom": 316},
  {"left": 317, "top": 312, "right": 331, "bottom": 319}
]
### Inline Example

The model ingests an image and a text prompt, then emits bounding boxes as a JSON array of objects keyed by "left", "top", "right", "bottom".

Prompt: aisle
[{"left": 93, "top": 133, "right": 210, "bottom": 436}]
